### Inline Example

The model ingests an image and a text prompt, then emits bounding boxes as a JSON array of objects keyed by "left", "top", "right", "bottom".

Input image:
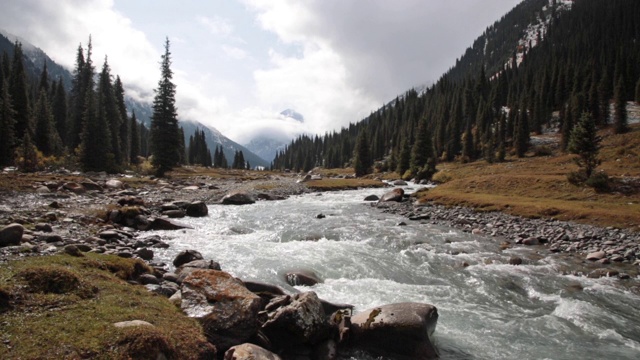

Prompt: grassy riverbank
[{"left": 0, "top": 254, "right": 214, "bottom": 359}]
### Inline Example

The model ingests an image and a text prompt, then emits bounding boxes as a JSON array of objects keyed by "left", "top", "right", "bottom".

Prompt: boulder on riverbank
[
  {"left": 225, "top": 343, "right": 282, "bottom": 360},
  {"left": 0, "top": 223, "right": 24, "bottom": 247},
  {"left": 350, "top": 302, "right": 439, "bottom": 359},
  {"left": 378, "top": 188, "right": 405, "bottom": 204},
  {"left": 222, "top": 191, "right": 256, "bottom": 205},
  {"left": 181, "top": 269, "right": 262, "bottom": 352}
]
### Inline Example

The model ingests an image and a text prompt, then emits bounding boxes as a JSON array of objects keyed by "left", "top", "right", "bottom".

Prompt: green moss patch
[{"left": 0, "top": 254, "right": 215, "bottom": 359}]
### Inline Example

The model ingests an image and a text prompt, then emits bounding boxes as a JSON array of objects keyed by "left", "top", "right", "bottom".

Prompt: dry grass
[
  {"left": 305, "top": 178, "right": 388, "bottom": 191},
  {"left": 417, "top": 124, "right": 640, "bottom": 230}
]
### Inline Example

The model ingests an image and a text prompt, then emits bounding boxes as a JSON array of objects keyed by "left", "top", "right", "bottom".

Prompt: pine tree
[
  {"left": 396, "top": 137, "right": 410, "bottom": 176},
  {"left": 51, "top": 79, "right": 67, "bottom": 150},
  {"left": 353, "top": 128, "right": 372, "bottom": 177},
  {"left": 114, "top": 76, "right": 130, "bottom": 165},
  {"left": 9, "top": 41, "right": 31, "bottom": 142},
  {"left": 0, "top": 80, "right": 16, "bottom": 166},
  {"left": 98, "top": 58, "right": 123, "bottom": 165},
  {"left": 150, "top": 38, "right": 180, "bottom": 176},
  {"left": 68, "top": 42, "right": 88, "bottom": 150},
  {"left": 129, "top": 111, "right": 140, "bottom": 165},
  {"left": 568, "top": 112, "right": 601, "bottom": 178},
  {"left": 410, "top": 119, "right": 435, "bottom": 181},
  {"left": 33, "top": 91, "right": 62, "bottom": 156},
  {"left": 79, "top": 68, "right": 113, "bottom": 172},
  {"left": 614, "top": 76, "right": 628, "bottom": 134}
]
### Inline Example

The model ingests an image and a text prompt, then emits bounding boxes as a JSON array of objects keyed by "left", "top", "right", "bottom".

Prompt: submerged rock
[
  {"left": 350, "top": 302, "right": 439, "bottom": 359},
  {"left": 284, "top": 270, "right": 323, "bottom": 286}
]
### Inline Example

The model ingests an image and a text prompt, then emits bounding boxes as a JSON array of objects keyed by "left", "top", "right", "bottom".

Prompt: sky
[{"left": 0, "top": 0, "right": 522, "bottom": 145}]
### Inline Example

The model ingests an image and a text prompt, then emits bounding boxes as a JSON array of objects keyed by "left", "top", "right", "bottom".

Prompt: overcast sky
[{"left": 0, "top": 0, "right": 522, "bottom": 144}]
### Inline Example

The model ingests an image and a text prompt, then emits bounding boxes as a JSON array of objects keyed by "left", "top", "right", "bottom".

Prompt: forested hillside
[{"left": 272, "top": 0, "right": 640, "bottom": 180}]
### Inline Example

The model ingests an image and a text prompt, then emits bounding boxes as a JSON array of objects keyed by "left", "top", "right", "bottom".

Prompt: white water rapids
[{"left": 150, "top": 185, "right": 640, "bottom": 359}]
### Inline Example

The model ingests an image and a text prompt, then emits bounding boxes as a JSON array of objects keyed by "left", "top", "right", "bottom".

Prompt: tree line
[
  {"left": 0, "top": 36, "right": 250, "bottom": 175},
  {"left": 272, "top": 0, "right": 639, "bottom": 181}
]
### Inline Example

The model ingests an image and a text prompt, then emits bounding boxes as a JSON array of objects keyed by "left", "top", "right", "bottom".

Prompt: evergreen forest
[{"left": 271, "top": 0, "right": 640, "bottom": 180}]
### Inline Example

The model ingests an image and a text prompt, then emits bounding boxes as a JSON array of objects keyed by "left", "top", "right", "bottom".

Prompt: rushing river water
[{"left": 151, "top": 185, "right": 640, "bottom": 360}]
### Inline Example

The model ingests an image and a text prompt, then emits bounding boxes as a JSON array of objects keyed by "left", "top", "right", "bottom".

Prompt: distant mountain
[
  {"left": 243, "top": 109, "right": 305, "bottom": 163},
  {"left": 280, "top": 109, "right": 304, "bottom": 123},
  {"left": 0, "top": 30, "right": 268, "bottom": 169}
]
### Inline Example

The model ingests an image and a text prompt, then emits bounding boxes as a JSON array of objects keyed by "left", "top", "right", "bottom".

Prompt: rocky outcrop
[
  {"left": 350, "top": 303, "right": 439, "bottom": 359},
  {"left": 225, "top": 343, "right": 282, "bottom": 360},
  {"left": 0, "top": 223, "right": 24, "bottom": 247},
  {"left": 221, "top": 191, "right": 256, "bottom": 205},
  {"left": 180, "top": 270, "right": 262, "bottom": 352}
]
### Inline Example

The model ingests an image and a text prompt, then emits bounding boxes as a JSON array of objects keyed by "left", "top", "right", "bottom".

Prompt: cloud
[
  {"left": 217, "top": 108, "right": 307, "bottom": 145},
  {"left": 243, "top": 0, "right": 522, "bottom": 134},
  {"left": 222, "top": 45, "right": 248, "bottom": 60},
  {"left": 197, "top": 15, "right": 234, "bottom": 37}
]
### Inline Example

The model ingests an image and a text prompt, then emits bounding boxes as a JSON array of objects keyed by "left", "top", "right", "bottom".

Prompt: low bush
[
  {"left": 567, "top": 170, "right": 588, "bottom": 185},
  {"left": 432, "top": 172, "right": 453, "bottom": 184},
  {"left": 586, "top": 172, "right": 610, "bottom": 192},
  {"left": 533, "top": 145, "right": 553, "bottom": 157}
]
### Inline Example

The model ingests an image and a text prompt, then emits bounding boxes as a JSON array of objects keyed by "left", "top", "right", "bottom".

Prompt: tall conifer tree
[
  {"left": 150, "top": 38, "right": 180, "bottom": 176},
  {"left": 9, "top": 41, "right": 30, "bottom": 142},
  {"left": 353, "top": 128, "right": 372, "bottom": 177},
  {"left": 129, "top": 111, "right": 140, "bottom": 164},
  {"left": 614, "top": 76, "right": 628, "bottom": 134},
  {"left": 0, "top": 80, "right": 16, "bottom": 166}
]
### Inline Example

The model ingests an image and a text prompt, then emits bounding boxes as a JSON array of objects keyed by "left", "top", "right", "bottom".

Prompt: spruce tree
[
  {"left": 150, "top": 38, "right": 180, "bottom": 176},
  {"left": 0, "top": 80, "right": 16, "bottom": 166},
  {"left": 635, "top": 77, "right": 640, "bottom": 104},
  {"left": 9, "top": 41, "right": 31, "bottom": 142},
  {"left": 51, "top": 79, "right": 67, "bottom": 149},
  {"left": 353, "top": 128, "right": 372, "bottom": 177},
  {"left": 129, "top": 111, "right": 140, "bottom": 164},
  {"left": 396, "top": 137, "right": 410, "bottom": 176},
  {"left": 98, "top": 58, "right": 123, "bottom": 165},
  {"left": 410, "top": 119, "right": 435, "bottom": 181},
  {"left": 79, "top": 64, "right": 113, "bottom": 172},
  {"left": 614, "top": 76, "right": 628, "bottom": 134},
  {"left": 114, "top": 76, "right": 130, "bottom": 165},
  {"left": 514, "top": 108, "right": 529, "bottom": 158},
  {"left": 68, "top": 42, "right": 88, "bottom": 150},
  {"left": 568, "top": 112, "right": 600, "bottom": 178},
  {"left": 19, "top": 132, "right": 38, "bottom": 172},
  {"left": 33, "top": 91, "right": 62, "bottom": 156}
]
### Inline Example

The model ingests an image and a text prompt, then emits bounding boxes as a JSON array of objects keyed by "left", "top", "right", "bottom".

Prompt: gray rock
[
  {"left": 105, "top": 179, "right": 124, "bottom": 189},
  {"left": 63, "top": 244, "right": 83, "bottom": 257},
  {"left": 81, "top": 180, "right": 103, "bottom": 192},
  {"left": 378, "top": 188, "right": 404, "bottom": 203},
  {"left": 586, "top": 251, "right": 606, "bottom": 261},
  {"left": 186, "top": 201, "right": 208, "bottom": 217},
  {"left": 62, "top": 182, "right": 86, "bottom": 194},
  {"left": 285, "top": 270, "right": 323, "bottom": 286},
  {"left": 138, "top": 273, "right": 161, "bottom": 285},
  {"left": 113, "top": 320, "right": 154, "bottom": 328},
  {"left": 134, "top": 248, "right": 154, "bottom": 261},
  {"left": 364, "top": 195, "right": 380, "bottom": 201},
  {"left": 173, "top": 249, "right": 204, "bottom": 267},
  {"left": 162, "top": 209, "right": 186, "bottom": 218},
  {"left": 181, "top": 269, "right": 262, "bottom": 352},
  {"left": 508, "top": 257, "right": 523, "bottom": 265},
  {"left": 179, "top": 259, "right": 221, "bottom": 271},
  {"left": 262, "top": 292, "right": 332, "bottom": 349},
  {"left": 148, "top": 217, "right": 192, "bottom": 231},
  {"left": 392, "top": 180, "right": 407, "bottom": 186},
  {"left": 350, "top": 302, "right": 439, "bottom": 359},
  {"left": 221, "top": 191, "right": 255, "bottom": 205},
  {"left": 0, "top": 223, "right": 24, "bottom": 247},
  {"left": 224, "top": 343, "right": 282, "bottom": 360},
  {"left": 39, "top": 234, "right": 63, "bottom": 243},
  {"left": 522, "top": 237, "right": 539, "bottom": 246}
]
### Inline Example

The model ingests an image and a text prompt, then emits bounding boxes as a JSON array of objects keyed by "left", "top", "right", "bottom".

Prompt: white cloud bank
[{"left": 0, "top": 0, "right": 522, "bottom": 145}]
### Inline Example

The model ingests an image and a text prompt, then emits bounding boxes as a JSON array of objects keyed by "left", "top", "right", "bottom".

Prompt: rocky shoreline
[{"left": 374, "top": 187, "right": 640, "bottom": 280}]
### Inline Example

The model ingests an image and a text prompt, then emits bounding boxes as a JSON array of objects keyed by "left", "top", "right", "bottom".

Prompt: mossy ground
[{"left": 0, "top": 254, "right": 214, "bottom": 359}]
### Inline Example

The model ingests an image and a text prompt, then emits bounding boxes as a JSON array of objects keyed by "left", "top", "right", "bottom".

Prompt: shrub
[
  {"left": 567, "top": 171, "right": 587, "bottom": 185},
  {"left": 586, "top": 172, "right": 610, "bottom": 192},
  {"left": 533, "top": 145, "right": 553, "bottom": 157},
  {"left": 19, "top": 266, "right": 98, "bottom": 299}
]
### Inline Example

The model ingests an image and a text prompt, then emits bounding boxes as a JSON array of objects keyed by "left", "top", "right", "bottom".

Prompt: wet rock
[
  {"left": 522, "top": 237, "right": 539, "bottom": 246},
  {"left": 350, "top": 303, "right": 439, "bottom": 359},
  {"left": 134, "top": 248, "right": 154, "bottom": 261},
  {"left": 222, "top": 191, "right": 256, "bottom": 205},
  {"left": 148, "top": 217, "right": 192, "bottom": 231},
  {"left": 173, "top": 250, "right": 204, "bottom": 267},
  {"left": 186, "top": 201, "right": 208, "bottom": 217},
  {"left": 586, "top": 251, "right": 606, "bottom": 261},
  {"left": 117, "top": 196, "right": 145, "bottom": 206},
  {"left": 224, "top": 343, "right": 282, "bottom": 360},
  {"left": 179, "top": 259, "right": 222, "bottom": 271},
  {"left": 285, "top": 270, "right": 323, "bottom": 286},
  {"left": 392, "top": 180, "right": 407, "bottom": 186},
  {"left": 117, "top": 251, "right": 133, "bottom": 258},
  {"left": 262, "top": 292, "right": 332, "bottom": 350},
  {"left": 62, "top": 182, "right": 86, "bottom": 194},
  {"left": 39, "top": 234, "right": 63, "bottom": 243},
  {"left": 508, "top": 257, "right": 523, "bottom": 265},
  {"left": 243, "top": 281, "right": 286, "bottom": 297},
  {"left": 48, "top": 201, "right": 62, "bottom": 209},
  {"left": 181, "top": 270, "right": 262, "bottom": 352},
  {"left": 81, "top": 180, "right": 103, "bottom": 192},
  {"left": 138, "top": 273, "right": 161, "bottom": 285},
  {"left": 364, "top": 195, "right": 379, "bottom": 201},
  {"left": 320, "top": 299, "right": 354, "bottom": 316},
  {"left": 0, "top": 223, "right": 24, "bottom": 247},
  {"left": 316, "top": 213, "right": 326, "bottom": 219},
  {"left": 587, "top": 268, "right": 619, "bottom": 278},
  {"left": 163, "top": 209, "right": 186, "bottom": 218},
  {"left": 378, "top": 188, "right": 404, "bottom": 203},
  {"left": 36, "top": 186, "right": 51, "bottom": 193}
]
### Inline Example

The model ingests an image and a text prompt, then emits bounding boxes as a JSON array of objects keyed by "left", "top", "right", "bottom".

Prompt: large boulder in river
[
  {"left": 225, "top": 343, "right": 282, "bottom": 360},
  {"left": 186, "top": 201, "right": 208, "bottom": 217},
  {"left": 378, "top": 188, "right": 405, "bottom": 203},
  {"left": 222, "top": 191, "right": 255, "bottom": 205},
  {"left": 181, "top": 270, "right": 262, "bottom": 352},
  {"left": 0, "top": 223, "right": 24, "bottom": 247},
  {"left": 350, "top": 302, "right": 439, "bottom": 359},
  {"left": 261, "top": 292, "right": 333, "bottom": 351}
]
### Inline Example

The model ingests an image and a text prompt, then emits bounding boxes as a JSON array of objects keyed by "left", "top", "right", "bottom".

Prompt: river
[{"left": 150, "top": 184, "right": 640, "bottom": 360}]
